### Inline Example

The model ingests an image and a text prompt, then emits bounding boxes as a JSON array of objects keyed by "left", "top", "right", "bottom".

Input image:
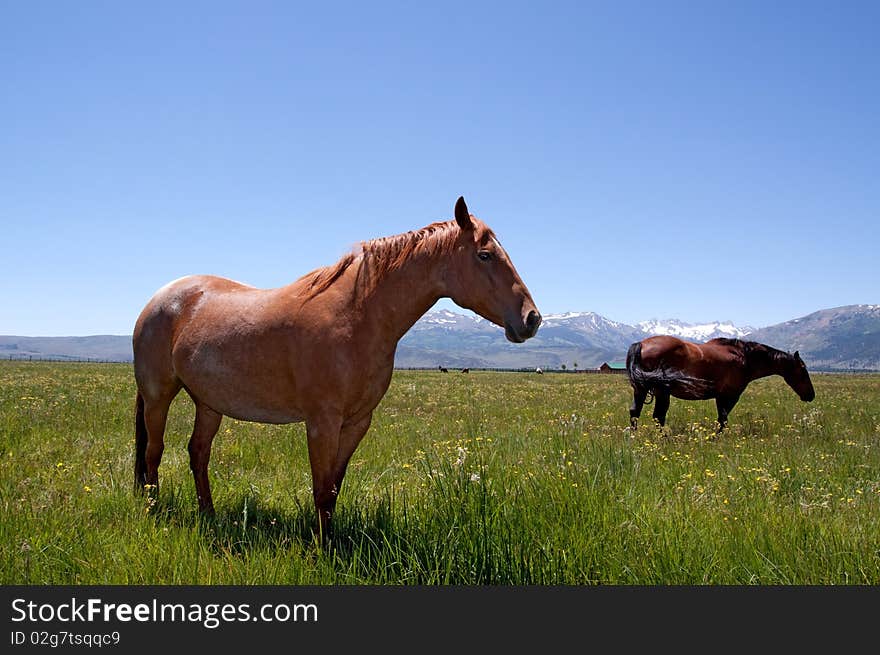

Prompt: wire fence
[
  {"left": 0, "top": 354, "right": 132, "bottom": 364},
  {"left": 394, "top": 366, "right": 628, "bottom": 374}
]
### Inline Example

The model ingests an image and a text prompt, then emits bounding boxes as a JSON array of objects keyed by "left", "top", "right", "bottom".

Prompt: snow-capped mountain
[
  {"left": 397, "top": 308, "right": 645, "bottom": 369},
  {"left": 396, "top": 309, "right": 750, "bottom": 369},
  {"left": 542, "top": 311, "right": 625, "bottom": 330},
  {"left": 536, "top": 312, "right": 645, "bottom": 353},
  {"left": 636, "top": 319, "right": 754, "bottom": 341},
  {"left": 408, "top": 309, "right": 499, "bottom": 333}
]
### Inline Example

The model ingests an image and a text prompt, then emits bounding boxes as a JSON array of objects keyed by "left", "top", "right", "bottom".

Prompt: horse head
[
  {"left": 784, "top": 351, "right": 816, "bottom": 402},
  {"left": 445, "top": 196, "right": 541, "bottom": 343}
]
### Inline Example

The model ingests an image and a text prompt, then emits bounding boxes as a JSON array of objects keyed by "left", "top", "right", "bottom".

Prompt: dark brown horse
[
  {"left": 626, "top": 336, "right": 815, "bottom": 431},
  {"left": 133, "top": 196, "right": 541, "bottom": 540}
]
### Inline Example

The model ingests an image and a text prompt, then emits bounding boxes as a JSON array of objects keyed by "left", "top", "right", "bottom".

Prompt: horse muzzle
[{"left": 504, "top": 310, "right": 542, "bottom": 343}]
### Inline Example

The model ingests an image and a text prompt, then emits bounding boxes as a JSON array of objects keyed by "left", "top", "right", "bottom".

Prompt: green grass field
[{"left": 1, "top": 361, "right": 878, "bottom": 584}]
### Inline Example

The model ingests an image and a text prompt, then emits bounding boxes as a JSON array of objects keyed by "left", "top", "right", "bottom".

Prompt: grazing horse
[
  {"left": 133, "top": 196, "right": 541, "bottom": 540},
  {"left": 626, "top": 336, "right": 815, "bottom": 431}
]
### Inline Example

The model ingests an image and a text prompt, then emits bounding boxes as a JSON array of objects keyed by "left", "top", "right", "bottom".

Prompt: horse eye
[{"left": 478, "top": 251, "right": 492, "bottom": 262}]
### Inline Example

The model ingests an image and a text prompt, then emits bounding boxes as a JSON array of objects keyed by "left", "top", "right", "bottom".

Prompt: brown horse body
[
  {"left": 133, "top": 197, "right": 541, "bottom": 538},
  {"left": 626, "top": 335, "right": 815, "bottom": 430}
]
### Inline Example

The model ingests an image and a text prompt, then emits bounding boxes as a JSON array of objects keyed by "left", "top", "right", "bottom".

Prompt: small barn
[{"left": 598, "top": 361, "right": 627, "bottom": 374}]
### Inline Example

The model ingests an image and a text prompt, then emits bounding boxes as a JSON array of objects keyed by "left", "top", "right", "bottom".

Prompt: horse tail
[
  {"left": 626, "top": 342, "right": 653, "bottom": 403},
  {"left": 625, "top": 342, "right": 641, "bottom": 376},
  {"left": 134, "top": 391, "right": 147, "bottom": 490},
  {"left": 626, "top": 342, "right": 650, "bottom": 388}
]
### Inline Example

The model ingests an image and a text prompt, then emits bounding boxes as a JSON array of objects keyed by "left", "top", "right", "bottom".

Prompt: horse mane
[
  {"left": 300, "top": 220, "right": 465, "bottom": 300},
  {"left": 708, "top": 338, "right": 791, "bottom": 366},
  {"left": 300, "top": 252, "right": 357, "bottom": 298}
]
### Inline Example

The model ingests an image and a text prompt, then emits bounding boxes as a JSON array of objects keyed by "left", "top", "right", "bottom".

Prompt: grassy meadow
[{"left": 1, "top": 361, "right": 878, "bottom": 584}]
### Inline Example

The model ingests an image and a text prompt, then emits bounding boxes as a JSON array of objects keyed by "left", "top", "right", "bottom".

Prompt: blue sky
[{"left": 2, "top": 1, "right": 877, "bottom": 335}]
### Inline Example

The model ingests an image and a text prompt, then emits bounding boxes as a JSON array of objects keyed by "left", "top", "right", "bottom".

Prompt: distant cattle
[
  {"left": 461, "top": 368, "right": 470, "bottom": 373},
  {"left": 439, "top": 366, "right": 448, "bottom": 373}
]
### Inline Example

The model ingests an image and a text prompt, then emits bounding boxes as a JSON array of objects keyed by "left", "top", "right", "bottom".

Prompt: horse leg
[
  {"left": 141, "top": 393, "right": 176, "bottom": 496},
  {"left": 187, "top": 402, "right": 223, "bottom": 514},
  {"left": 652, "top": 389, "right": 671, "bottom": 427},
  {"left": 629, "top": 386, "right": 648, "bottom": 428},
  {"left": 305, "top": 413, "right": 345, "bottom": 543},
  {"left": 715, "top": 395, "right": 739, "bottom": 433},
  {"left": 134, "top": 392, "right": 148, "bottom": 489},
  {"left": 304, "top": 413, "right": 373, "bottom": 544},
  {"left": 332, "top": 413, "right": 373, "bottom": 497}
]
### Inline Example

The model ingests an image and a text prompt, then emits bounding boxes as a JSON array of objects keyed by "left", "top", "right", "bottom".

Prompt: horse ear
[
  {"left": 794, "top": 350, "right": 801, "bottom": 359},
  {"left": 454, "top": 196, "right": 473, "bottom": 230}
]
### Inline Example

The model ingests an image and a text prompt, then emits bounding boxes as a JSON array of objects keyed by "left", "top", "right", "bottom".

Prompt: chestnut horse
[
  {"left": 133, "top": 196, "right": 541, "bottom": 540},
  {"left": 626, "top": 336, "right": 815, "bottom": 431}
]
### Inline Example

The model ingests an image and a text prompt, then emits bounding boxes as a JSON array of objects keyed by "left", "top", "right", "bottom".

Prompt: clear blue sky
[{"left": 2, "top": 1, "right": 877, "bottom": 335}]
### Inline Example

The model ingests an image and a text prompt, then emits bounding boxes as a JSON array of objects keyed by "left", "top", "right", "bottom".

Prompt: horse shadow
[{"left": 146, "top": 491, "right": 405, "bottom": 560}]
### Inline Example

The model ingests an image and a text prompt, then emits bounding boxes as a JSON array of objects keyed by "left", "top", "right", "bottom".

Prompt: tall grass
[{"left": 1, "top": 362, "right": 878, "bottom": 584}]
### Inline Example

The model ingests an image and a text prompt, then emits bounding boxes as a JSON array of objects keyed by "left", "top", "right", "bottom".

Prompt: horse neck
[
  {"left": 353, "top": 248, "right": 447, "bottom": 346},
  {"left": 745, "top": 345, "right": 788, "bottom": 382}
]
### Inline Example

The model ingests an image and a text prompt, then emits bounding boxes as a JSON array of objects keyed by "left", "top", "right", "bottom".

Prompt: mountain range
[
  {"left": 2, "top": 304, "right": 878, "bottom": 371},
  {"left": 397, "top": 304, "right": 880, "bottom": 371}
]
